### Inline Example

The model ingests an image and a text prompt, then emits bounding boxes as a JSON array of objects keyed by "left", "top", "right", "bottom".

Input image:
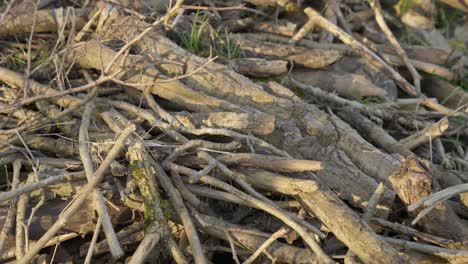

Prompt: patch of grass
[
  {"left": 441, "top": 137, "right": 466, "bottom": 149},
  {"left": 180, "top": 12, "right": 243, "bottom": 59},
  {"left": 212, "top": 30, "right": 242, "bottom": 59},
  {"left": 1, "top": 38, "right": 51, "bottom": 70},
  {"left": 449, "top": 116, "right": 467, "bottom": 125},
  {"left": 433, "top": 2, "right": 463, "bottom": 29},
  {"left": 180, "top": 12, "right": 209, "bottom": 56},
  {"left": 2, "top": 49, "right": 28, "bottom": 69},
  {"left": 32, "top": 47, "right": 50, "bottom": 68}
]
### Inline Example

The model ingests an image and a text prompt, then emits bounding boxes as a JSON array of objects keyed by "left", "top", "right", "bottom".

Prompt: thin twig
[
  {"left": 0, "top": 160, "right": 21, "bottom": 252},
  {"left": 101, "top": 109, "right": 208, "bottom": 264},
  {"left": 243, "top": 227, "right": 289, "bottom": 264},
  {"left": 79, "top": 98, "right": 124, "bottom": 258},
  {"left": 0, "top": 170, "right": 85, "bottom": 204},
  {"left": 170, "top": 164, "right": 333, "bottom": 263},
  {"left": 84, "top": 215, "right": 103, "bottom": 264},
  {"left": 0, "top": 75, "right": 114, "bottom": 114},
  {"left": 15, "top": 173, "right": 34, "bottom": 260},
  {"left": 368, "top": 0, "right": 421, "bottom": 94},
  {"left": 225, "top": 230, "right": 241, "bottom": 264},
  {"left": 17, "top": 125, "right": 135, "bottom": 264},
  {"left": 383, "top": 236, "right": 468, "bottom": 261},
  {"left": 0, "top": 0, "right": 17, "bottom": 25},
  {"left": 103, "top": 17, "right": 165, "bottom": 75},
  {"left": 409, "top": 183, "right": 468, "bottom": 225},
  {"left": 370, "top": 218, "right": 454, "bottom": 247}
]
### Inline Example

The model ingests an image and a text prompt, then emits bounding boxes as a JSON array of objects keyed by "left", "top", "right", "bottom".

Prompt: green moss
[
  {"left": 130, "top": 162, "right": 154, "bottom": 229},
  {"left": 160, "top": 199, "right": 173, "bottom": 220},
  {"left": 160, "top": 199, "right": 169, "bottom": 209},
  {"left": 130, "top": 162, "right": 144, "bottom": 180},
  {"left": 143, "top": 202, "right": 152, "bottom": 230}
]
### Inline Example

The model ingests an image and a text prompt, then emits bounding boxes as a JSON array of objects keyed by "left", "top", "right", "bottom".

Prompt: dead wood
[
  {"left": 253, "top": 20, "right": 298, "bottom": 37},
  {"left": 336, "top": 109, "right": 413, "bottom": 157},
  {"left": 173, "top": 111, "right": 276, "bottom": 136},
  {"left": 422, "top": 75, "right": 468, "bottom": 110},
  {"left": 234, "top": 34, "right": 344, "bottom": 69},
  {"left": 218, "top": 153, "right": 322, "bottom": 172},
  {"left": 290, "top": 70, "right": 387, "bottom": 99},
  {"left": 102, "top": 109, "right": 208, "bottom": 264},
  {"left": 0, "top": 8, "right": 88, "bottom": 39},
  {"left": 60, "top": 7, "right": 468, "bottom": 257},
  {"left": 78, "top": 17, "right": 406, "bottom": 263},
  {"left": 225, "top": 58, "right": 288, "bottom": 77},
  {"left": 195, "top": 212, "right": 318, "bottom": 264},
  {"left": 0, "top": 197, "right": 131, "bottom": 258},
  {"left": 399, "top": 118, "right": 449, "bottom": 150},
  {"left": 244, "top": 0, "right": 289, "bottom": 7},
  {"left": 378, "top": 46, "right": 452, "bottom": 66},
  {"left": 17, "top": 125, "right": 134, "bottom": 264},
  {"left": 0, "top": 1, "right": 467, "bottom": 263}
]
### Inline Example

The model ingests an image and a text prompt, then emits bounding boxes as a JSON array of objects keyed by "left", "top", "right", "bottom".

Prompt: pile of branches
[{"left": 0, "top": 0, "right": 467, "bottom": 263}]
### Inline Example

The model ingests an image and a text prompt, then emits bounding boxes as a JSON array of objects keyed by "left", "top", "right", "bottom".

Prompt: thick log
[
  {"left": 0, "top": 8, "right": 88, "bottom": 39},
  {"left": 133, "top": 28, "right": 468, "bottom": 243},
  {"left": 234, "top": 35, "right": 344, "bottom": 69},
  {"left": 173, "top": 111, "right": 275, "bottom": 136},
  {"left": 290, "top": 70, "right": 387, "bottom": 99},
  {"left": 219, "top": 153, "right": 322, "bottom": 172},
  {"left": 226, "top": 58, "right": 288, "bottom": 77}
]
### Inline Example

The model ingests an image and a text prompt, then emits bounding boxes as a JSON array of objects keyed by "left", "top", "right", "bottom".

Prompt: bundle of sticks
[{"left": 0, "top": 0, "right": 467, "bottom": 263}]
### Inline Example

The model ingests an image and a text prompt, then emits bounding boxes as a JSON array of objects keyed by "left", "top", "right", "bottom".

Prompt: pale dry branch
[
  {"left": 368, "top": 0, "right": 421, "bottom": 94},
  {"left": 84, "top": 215, "right": 102, "bottom": 264},
  {"left": 293, "top": 7, "right": 417, "bottom": 96},
  {"left": 79, "top": 100, "right": 124, "bottom": 259},
  {"left": 0, "top": 160, "right": 21, "bottom": 252},
  {"left": 169, "top": 162, "right": 332, "bottom": 263},
  {"left": 399, "top": 118, "right": 449, "bottom": 150},
  {"left": 17, "top": 124, "right": 135, "bottom": 264}
]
